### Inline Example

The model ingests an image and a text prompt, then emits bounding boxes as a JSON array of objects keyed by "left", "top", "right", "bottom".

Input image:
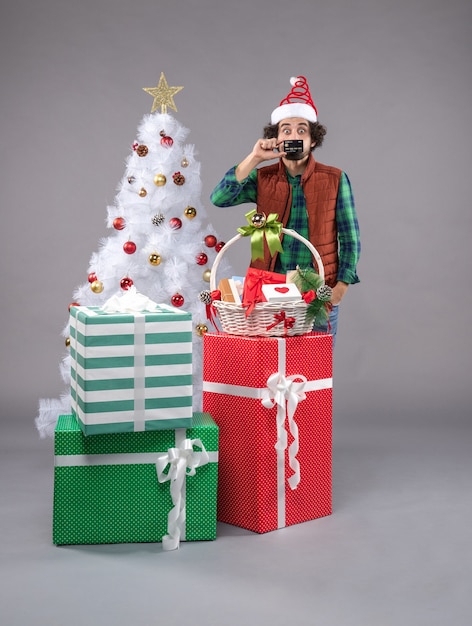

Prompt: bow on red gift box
[
  {"left": 242, "top": 268, "right": 286, "bottom": 317},
  {"left": 266, "top": 311, "right": 296, "bottom": 334}
]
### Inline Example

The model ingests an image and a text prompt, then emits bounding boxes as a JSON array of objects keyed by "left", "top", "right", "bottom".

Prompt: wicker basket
[{"left": 209, "top": 227, "right": 325, "bottom": 337}]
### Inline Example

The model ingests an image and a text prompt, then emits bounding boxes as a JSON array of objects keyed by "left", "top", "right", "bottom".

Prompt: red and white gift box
[
  {"left": 203, "top": 332, "right": 332, "bottom": 533},
  {"left": 262, "top": 282, "right": 302, "bottom": 303}
]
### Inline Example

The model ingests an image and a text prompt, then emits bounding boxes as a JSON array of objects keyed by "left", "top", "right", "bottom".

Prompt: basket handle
[{"left": 209, "top": 227, "right": 325, "bottom": 291}]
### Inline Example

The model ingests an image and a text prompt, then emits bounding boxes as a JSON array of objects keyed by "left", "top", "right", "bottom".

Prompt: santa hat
[{"left": 271, "top": 76, "right": 318, "bottom": 124}]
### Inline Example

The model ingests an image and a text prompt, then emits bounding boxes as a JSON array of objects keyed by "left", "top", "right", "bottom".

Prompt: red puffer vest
[{"left": 251, "top": 155, "right": 341, "bottom": 287}]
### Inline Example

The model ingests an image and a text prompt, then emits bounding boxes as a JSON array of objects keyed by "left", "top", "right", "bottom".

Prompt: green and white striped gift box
[{"left": 69, "top": 304, "right": 193, "bottom": 435}]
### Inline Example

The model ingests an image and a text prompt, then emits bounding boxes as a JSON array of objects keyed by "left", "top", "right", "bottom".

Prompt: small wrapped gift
[
  {"left": 262, "top": 282, "right": 302, "bottom": 303},
  {"left": 217, "top": 278, "right": 242, "bottom": 303},
  {"left": 241, "top": 268, "right": 286, "bottom": 316}
]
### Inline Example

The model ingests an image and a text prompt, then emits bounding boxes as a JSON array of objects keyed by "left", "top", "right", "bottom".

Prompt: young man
[{"left": 210, "top": 76, "right": 360, "bottom": 341}]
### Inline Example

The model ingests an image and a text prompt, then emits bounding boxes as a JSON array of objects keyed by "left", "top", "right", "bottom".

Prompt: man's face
[{"left": 277, "top": 118, "right": 315, "bottom": 161}]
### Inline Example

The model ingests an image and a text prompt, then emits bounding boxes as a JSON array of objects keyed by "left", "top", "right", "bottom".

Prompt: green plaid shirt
[{"left": 210, "top": 165, "right": 360, "bottom": 284}]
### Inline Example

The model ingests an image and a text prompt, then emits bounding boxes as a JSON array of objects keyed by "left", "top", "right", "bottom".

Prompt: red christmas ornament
[
  {"left": 160, "top": 134, "right": 174, "bottom": 147},
  {"left": 87, "top": 272, "right": 97, "bottom": 283},
  {"left": 204, "top": 234, "right": 217, "bottom": 248},
  {"left": 215, "top": 241, "right": 225, "bottom": 252},
  {"left": 113, "top": 217, "right": 126, "bottom": 230},
  {"left": 120, "top": 277, "right": 133, "bottom": 290},
  {"left": 196, "top": 252, "right": 208, "bottom": 266},
  {"left": 171, "top": 293, "right": 185, "bottom": 308},
  {"left": 68, "top": 302, "right": 80, "bottom": 311},
  {"left": 123, "top": 241, "right": 137, "bottom": 254},
  {"left": 169, "top": 217, "right": 182, "bottom": 230}
]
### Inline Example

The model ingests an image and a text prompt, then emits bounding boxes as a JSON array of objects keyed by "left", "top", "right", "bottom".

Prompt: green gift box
[
  {"left": 53, "top": 413, "right": 218, "bottom": 549},
  {"left": 69, "top": 304, "right": 193, "bottom": 435}
]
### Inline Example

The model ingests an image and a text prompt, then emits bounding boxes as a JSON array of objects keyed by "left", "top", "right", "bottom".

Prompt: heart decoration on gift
[{"left": 275, "top": 287, "right": 290, "bottom": 294}]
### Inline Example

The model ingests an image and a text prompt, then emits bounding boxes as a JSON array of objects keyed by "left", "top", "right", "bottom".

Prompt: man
[{"left": 210, "top": 76, "right": 360, "bottom": 341}]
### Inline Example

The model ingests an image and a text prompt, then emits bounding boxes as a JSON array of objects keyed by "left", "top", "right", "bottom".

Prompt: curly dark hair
[{"left": 263, "top": 121, "right": 327, "bottom": 150}]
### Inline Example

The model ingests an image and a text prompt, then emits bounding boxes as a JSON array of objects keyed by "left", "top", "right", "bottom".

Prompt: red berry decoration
[
  {"left": 68, "top": 302, "right": 80, "bottom": 311},
  {"left": 196, "top": 252, "right": 208, "bottom": 266},
  {"left": 169, "top": 217, "right": 182, "bottom": 230},
  {"left": 215, "top": 241, "right": 225, "bottom": 252},
  {"left": 204, "top": 235, "right": 217, "bottom": 248},
  {"left": 113, "top": 217, "right": 126, "bottom": 230},
  {"left": 171, "top": 293, "right": 185, "bottom": 308},
  {"left": 87, "top": 272, "right": 97, "bottom": 283},
  {"left": 120, "top": 277, "right": 133, "bottom": 290},
  {"left": 123, "top": 241, "right": 137, "bottom": 254}
]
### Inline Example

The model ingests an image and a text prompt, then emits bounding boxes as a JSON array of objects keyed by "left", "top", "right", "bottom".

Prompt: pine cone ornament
[
  {"left": 152, "top": 213, "right": 165, "bottom": 226},
  {"left": 199, "top": 290, "right": 212, "bottom": 305},
  {"left": 173, "top": 171, "right": 185, "bottom": 185},
  {"left": 316, "top": 284, "right": 333, "bottom": 302},
  {"left": 136, "top": 144, "right": 149, "bottom": 157}
]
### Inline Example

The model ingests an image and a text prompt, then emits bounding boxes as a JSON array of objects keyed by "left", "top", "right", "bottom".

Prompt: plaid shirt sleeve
[
  {"left": 336, "top": 172, "right": 361, "bottom": 284},
  {"left": 210, "top": 166, "right": 258, "bottom": 206}
]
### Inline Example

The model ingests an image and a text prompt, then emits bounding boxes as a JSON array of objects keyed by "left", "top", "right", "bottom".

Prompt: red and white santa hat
[{"left": 271, "top": 76, "right": 318, "bottom": 124}]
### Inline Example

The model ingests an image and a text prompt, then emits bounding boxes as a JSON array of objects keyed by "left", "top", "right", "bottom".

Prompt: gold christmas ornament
[
  {"left": 184, "top": 206, "right": 197, "bottom": 219},
  {"left": 202, "top": 269, "right": 211, "bottom": 282},
  {"left": 90, "top": 280, "right": 104, "bottom": 294},
  {"left": 143, "top": 72, "right": 184, "bottom": 114},
  {"left": 195, "top": 323, "right": 208, "bottom": 337},
  {"left": 148, "top": 253, "right": 162, "bottom": 266},
  {"left": 154, "top": 173, "right": 167, "bottom": 186},
  {"left": 65, "top": 337, "right": 71, "bottom": 347},
  {"left": 181, "top": 157, "right": 189, "bottom": 168},
  {"left": 251, "top": 212, "right": 267, "bottom": 228},
  {"left": 139, "top": 187, "right": 147, "bottom": 197}
]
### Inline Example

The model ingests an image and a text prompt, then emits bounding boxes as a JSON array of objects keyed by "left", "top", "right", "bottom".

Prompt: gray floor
[{"left": 1, "top": 413, "right": 471, "bottom": 626}]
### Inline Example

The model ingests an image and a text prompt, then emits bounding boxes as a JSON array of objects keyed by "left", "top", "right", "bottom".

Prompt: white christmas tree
[{"left": 36, "top": 73, "right": 230, "bottom": 438}]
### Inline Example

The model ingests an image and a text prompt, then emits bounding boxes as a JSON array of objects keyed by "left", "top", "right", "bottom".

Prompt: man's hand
[
  {"left": 330, "top": 281, "right": 349, "bottom": 306},
  {"left": 235, "top": 139, "right": 286, "bottom": 181},
  {"left": 251, "top": 138, "right": 286, "bottom": 163}
]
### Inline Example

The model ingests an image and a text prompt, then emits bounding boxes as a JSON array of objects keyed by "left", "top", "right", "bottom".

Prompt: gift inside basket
[{"left": 209, "top": 224, "right": 329, "bottom": 337}]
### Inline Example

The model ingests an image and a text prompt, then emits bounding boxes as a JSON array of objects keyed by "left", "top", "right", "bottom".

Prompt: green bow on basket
[{"left": 237, "top": 209, "right": 284, "bottom": 262}]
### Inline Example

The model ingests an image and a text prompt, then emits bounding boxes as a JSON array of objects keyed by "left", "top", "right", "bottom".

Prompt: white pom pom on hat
[{"left": 271, "top": 76, "right": 318, "bottom": 124}]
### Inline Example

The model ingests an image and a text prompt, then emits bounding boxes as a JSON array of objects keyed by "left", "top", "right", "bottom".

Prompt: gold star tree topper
[{"left": 143, "top": 72, "right": 184, "bottom": 114}]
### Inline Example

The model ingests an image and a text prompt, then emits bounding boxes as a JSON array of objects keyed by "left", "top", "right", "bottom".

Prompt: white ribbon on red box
[{"left": 203, "top": 338, "right": 332, "bottom": 528}]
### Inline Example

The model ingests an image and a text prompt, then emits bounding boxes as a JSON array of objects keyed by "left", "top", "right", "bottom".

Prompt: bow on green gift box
[{"left": 237, "top": 209, "right": 284, "bottom": 261}]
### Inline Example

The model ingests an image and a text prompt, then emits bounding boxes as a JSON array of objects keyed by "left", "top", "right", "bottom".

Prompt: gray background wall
[{"left": 1, "top": 0, "right": 471, "bottom": 428}]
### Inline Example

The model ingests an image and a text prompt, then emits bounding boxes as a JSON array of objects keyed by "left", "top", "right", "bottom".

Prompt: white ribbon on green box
[
  {"left": 202, "top": 337, "right": 332, "bottom": 529},
  {"left": 156, "top": 435, "right": 211, "bottom": 551},
  {"left": 54, "top": 425, "right": 218, "bottom": 550},
  {"left": 70, "top": 288, "right": 193, "bottom": 435}
]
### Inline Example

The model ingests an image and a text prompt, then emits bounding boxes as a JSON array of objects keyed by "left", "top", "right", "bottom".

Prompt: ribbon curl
[
  {"left": 156, "top": 438, "right": 210, "bottom": 551},
  {"left": 261, "top": 372, "right": 307, "bottom": 490},
  {"left": 237, "top": 209, "right": 284, "bottom": 262}
]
